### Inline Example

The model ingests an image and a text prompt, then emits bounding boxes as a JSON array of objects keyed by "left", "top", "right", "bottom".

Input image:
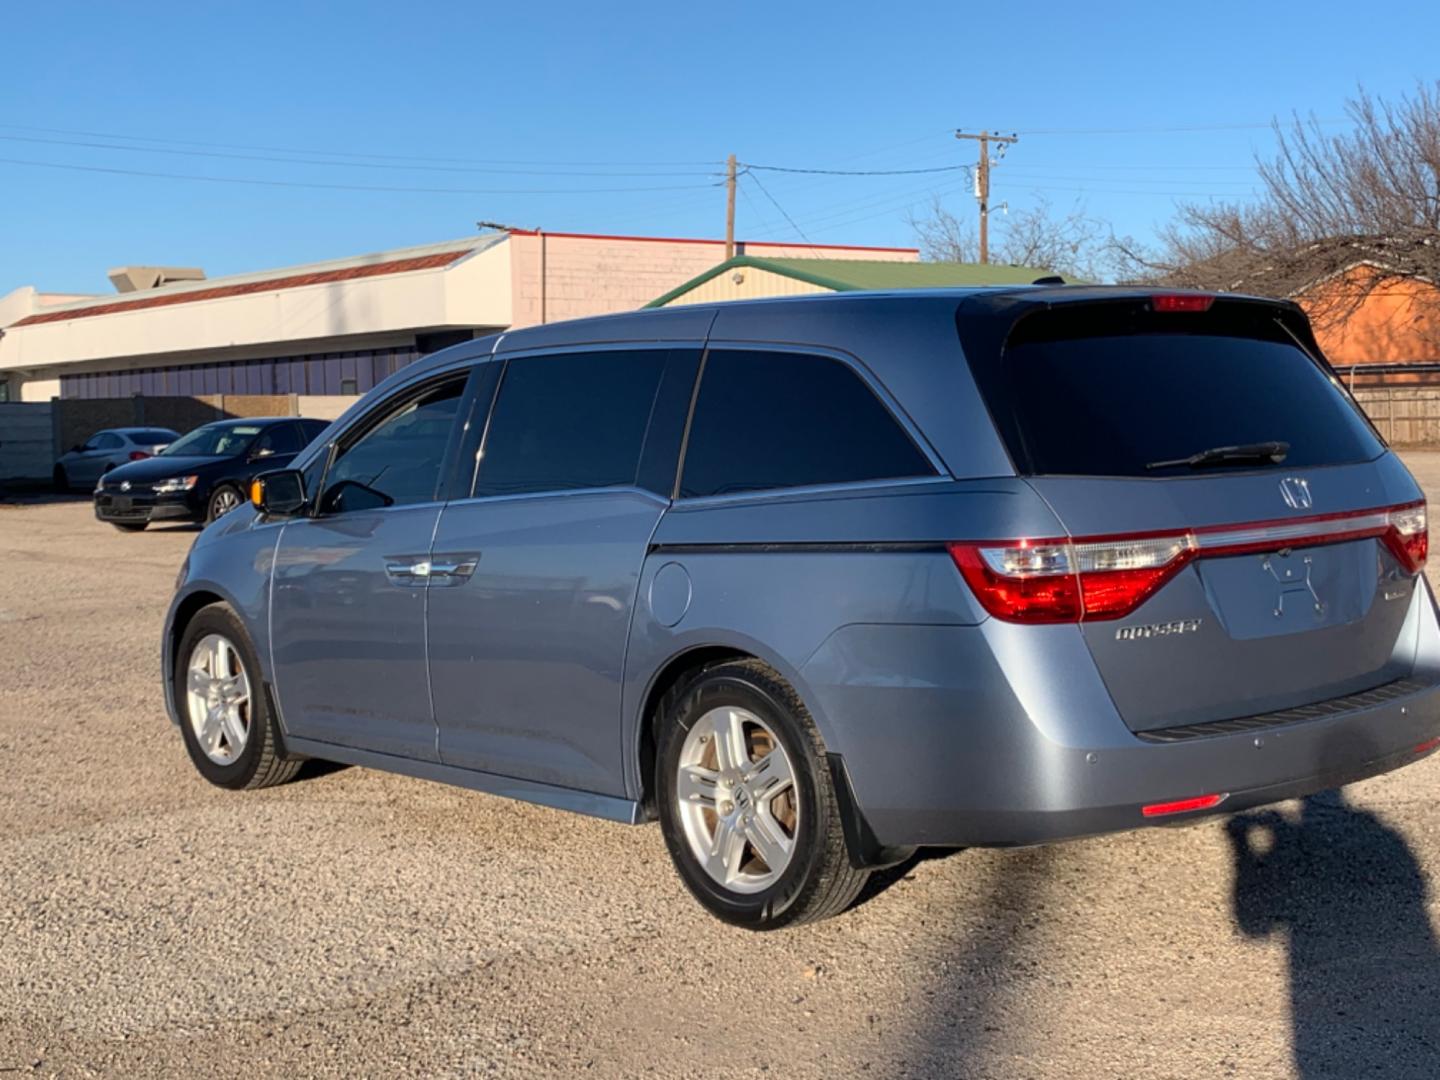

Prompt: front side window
[
  {"left": 319, "top": 378, "right": 465, "bottom": 514},
  {"left": 474, "top": 350, "right": 667, "bottom": 497},
  {"left": 680, "top": 350, "right": 935, "bottom": 498},
  {"left": 254, "top": 423, "right": 303, "bottom": 458}
]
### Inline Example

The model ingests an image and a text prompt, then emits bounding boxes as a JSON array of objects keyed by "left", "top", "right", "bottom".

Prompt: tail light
[
  {"left": 1383, "top": 502, "right": 1428, "bottom": 573},
  {"left": 128, "top": 450, "right": 151, "bottom": 461},
  {"left": 949, "top": 500, "right": 1427, "bottom": 624},
  {"left": 1151, "top": 293, "right": 1215, "bottom": 313}
]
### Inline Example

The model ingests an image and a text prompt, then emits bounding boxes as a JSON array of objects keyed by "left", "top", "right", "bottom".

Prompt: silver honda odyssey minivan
[{"left": 163, "top": 288, "right": 1440, "bottom": 929}]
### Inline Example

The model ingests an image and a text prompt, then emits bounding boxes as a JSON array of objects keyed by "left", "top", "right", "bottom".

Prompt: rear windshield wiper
[{"left": 1145, "top": 441, "right": 1290, "bottom": 471}]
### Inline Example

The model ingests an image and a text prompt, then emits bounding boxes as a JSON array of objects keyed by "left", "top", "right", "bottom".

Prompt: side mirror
[{"left": 249, "top": 469, "right": 307, "bottom": 516}]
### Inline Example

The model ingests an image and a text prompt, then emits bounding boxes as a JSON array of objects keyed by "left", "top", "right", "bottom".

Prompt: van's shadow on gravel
[{"left": 1228, "top": 789, "right": 1440, "bottom": 1079}]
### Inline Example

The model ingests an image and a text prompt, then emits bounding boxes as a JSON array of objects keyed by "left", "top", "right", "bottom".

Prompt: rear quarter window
[
  {"left": 961, "top": 301, "right": 1384, "bottom": 477},
  {"left": 680, "top": 349, "right": 935, "bottom": 498}
]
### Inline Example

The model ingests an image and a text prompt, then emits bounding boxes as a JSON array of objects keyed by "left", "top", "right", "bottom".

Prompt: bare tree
[
  {"left": 910, "top": 196, "right": 1111, "bottom": 281},
  {"left": 1127, "top": 82, "right": 1440, "bottom": 334}
]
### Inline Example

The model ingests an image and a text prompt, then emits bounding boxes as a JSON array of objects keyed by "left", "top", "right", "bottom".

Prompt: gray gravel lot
[{"left": 5, "top": 459, "right": 1440, "bottom": 1078}]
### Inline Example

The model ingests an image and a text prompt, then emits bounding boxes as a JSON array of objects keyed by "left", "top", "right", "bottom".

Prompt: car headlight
[{"left": 154, "top": 475, "right": 199, "bottom": 494}]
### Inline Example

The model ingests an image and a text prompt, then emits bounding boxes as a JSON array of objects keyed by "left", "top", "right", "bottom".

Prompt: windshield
[
  {"left": 161, "top": 424, "right": 262, "bottom": 458},
  {"left": 961, "top": 302, "right": 1385, "bottom": 477}
]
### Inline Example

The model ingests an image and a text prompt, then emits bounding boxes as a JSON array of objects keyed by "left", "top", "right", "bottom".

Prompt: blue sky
[{"left": 3, "top": 0, "right": 1438, "bottom": 293}]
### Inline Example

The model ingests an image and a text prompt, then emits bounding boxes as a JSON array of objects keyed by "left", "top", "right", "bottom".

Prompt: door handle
[
  {"left": 384, "top": 553, "right": 479, "bottom": 587},
  {"left": 384, "top": 557, "right": 432, "bottom": 586},
  {"left": 427, "top": 553, "right": 480, "bottom": 586}
]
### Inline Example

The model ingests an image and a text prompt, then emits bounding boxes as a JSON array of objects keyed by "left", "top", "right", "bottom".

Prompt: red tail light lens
[
  {"left": 949, "top": 500, "right": 1427, "bottom": 624},
  {"left": 1151, "top": 293, "right": 1215, "bottom": 313},
  {"left": 949, "top": 534, "right": 1193, "bottom": 623},
  {"left": 128, "top": 450, "right": 151, "bottom": 461},
  {"left": 1383, "top": 502, "right": 1428, "bottom": 573}
]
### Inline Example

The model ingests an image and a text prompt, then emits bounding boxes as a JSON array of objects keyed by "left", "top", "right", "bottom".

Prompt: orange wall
[
  {"left": 505, "top": 232, "right": 916, "bottom": 328},
  {"left": 1299, "top": 268, "right": 1440, "bottom": 367}
]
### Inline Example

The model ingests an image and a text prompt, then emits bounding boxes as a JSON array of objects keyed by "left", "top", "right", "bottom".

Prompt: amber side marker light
[
  {"left": 1141, "top": 793, "right": 1227, "bottom": 818},
  {"left": 249, "top": 478, "right": 264, "bottom": 508}
]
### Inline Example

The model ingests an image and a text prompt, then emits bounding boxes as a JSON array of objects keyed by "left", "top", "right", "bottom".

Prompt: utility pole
[
  {"left": 724, "top": 154, "right": 737, "bottom": 259},
  {"left": 954, "top": 130, "right": 1018, "bottom": 264}
]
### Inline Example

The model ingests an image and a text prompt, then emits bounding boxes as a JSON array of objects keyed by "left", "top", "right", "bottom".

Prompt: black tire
[
  {"left": 206, "top": 484, "right": 242, "bottom": 523},
  {"left": 52, "top": 465, "right": 68, "bottom": 493},
  {"left": 655, "top": 658, "right": 870, "bottom": 930},
  {"left": 173, "top": 603, "right": 300, "bottom": 790},
  {"left": 110, "top": 521, "right": 147, "bottom": 532}
]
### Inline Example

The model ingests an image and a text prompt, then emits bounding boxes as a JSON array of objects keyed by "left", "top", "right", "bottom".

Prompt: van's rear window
[{"left": 962, "top": 302, "right": 1385, "bottom": 477}]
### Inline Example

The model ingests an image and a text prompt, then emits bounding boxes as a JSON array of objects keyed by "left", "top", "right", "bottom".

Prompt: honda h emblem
[{"left": 1279, "top": 477, "right": 1312, "bottom": 510}]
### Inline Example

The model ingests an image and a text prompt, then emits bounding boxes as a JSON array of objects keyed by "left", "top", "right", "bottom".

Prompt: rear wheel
[
  {"left": 656, "top": 659, "right": 869, "bottom": 929},
  {"left": 206, "top": 484, "right": 242, "bottom": 522},
  {"left": 173, "top": 604, "right": 300, "bottom": 790}
]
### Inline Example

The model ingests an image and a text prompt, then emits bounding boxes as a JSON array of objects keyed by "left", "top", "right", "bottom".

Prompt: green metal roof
[{"left": 646, "top": 255, "right": 1058, "bottom": 307}]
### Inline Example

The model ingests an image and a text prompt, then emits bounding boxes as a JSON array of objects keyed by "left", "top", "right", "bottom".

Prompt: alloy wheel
[
  {"left": 185, "top": 633, "right": 252, "bottom": 765},
  {"left": 675, "top": 706, "right": 799, "bottom": 894}
]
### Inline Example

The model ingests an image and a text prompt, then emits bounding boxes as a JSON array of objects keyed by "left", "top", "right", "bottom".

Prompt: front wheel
[
  {"left": 206, "top": 484, "right": 242, "bottom": 522},
  {"left": 173, "top": 604, "right": 300, "bottom": 790},
  {"left": 656, "top": 659, "right": 869, "bottom": 929}
]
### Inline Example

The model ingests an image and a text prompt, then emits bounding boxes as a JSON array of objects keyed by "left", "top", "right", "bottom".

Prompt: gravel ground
[{"left": 4, "top": 459, "right": 1440, "bottom": 1079}]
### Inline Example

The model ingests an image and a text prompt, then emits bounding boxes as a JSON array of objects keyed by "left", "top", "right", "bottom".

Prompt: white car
[{"left": 53, "top": 427, "right": 179, "bottom": 491}]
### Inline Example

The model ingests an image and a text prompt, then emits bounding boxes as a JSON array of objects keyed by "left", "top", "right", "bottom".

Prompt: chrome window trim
[
  {"left": 444, "top": 484, "right": 670, "bottom": 511},
  {"left": 671, "top": 474, "right": 954, "bottom": 509}
]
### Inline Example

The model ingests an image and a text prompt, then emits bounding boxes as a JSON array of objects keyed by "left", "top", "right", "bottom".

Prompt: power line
[
  {"left": 742, "top": 170, "right": 813, "bottom": 245},
  {"left": 0, "top": 132, "right": 724, "bottom": 177},
  {"left": 0, "top": 122, "right": 725, "bottom": 169},
  {"left": 0, "top": 156, "right": 722, "bottom": 195},
  {"left": 742, "top": 161, "right": 970, "bottom": 177},
  {"left": 1013, "top": 117, "right": 1347, "bottom": 136}
]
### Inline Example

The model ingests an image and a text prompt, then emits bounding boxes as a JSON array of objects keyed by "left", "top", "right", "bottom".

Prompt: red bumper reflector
[
  {"left": 1141, "top": 793, "right": 1227, "bottom": 818},
  {"left": 1414, "top": 736, "right": 1440, "bottom": 756}
]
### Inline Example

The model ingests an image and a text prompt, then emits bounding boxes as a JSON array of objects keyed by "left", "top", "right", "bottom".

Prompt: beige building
[
  {"left": 649, "top": 255, "right": 1052, "bottom": 308},
  {"left": 0, "top": 231, "right": 916, "bottom": 409}
]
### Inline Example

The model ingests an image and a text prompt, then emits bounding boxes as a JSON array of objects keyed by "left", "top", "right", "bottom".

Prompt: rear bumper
[
  {"left": 865, "top": 681, "right": 1440, "bottom": 848},
  {"left": 801, "top": 584, "right": 1440, "bottom": 849}
]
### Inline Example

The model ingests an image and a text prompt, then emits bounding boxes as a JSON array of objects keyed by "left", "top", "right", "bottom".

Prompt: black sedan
[{"left": 93, "top": 417, "right": 329, "bottom": 531}]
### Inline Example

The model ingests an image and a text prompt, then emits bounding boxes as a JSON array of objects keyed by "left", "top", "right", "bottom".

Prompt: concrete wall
[
  {"left": 0, "top": 402, "right": 54, "bottom": 481},
  {"left": 296, "top": 395, "right": 353, "bottom": 421}
]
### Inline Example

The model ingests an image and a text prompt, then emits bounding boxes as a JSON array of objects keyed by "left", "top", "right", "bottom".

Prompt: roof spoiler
[{"left": 1031, "top": 275, "right": 1067, "bottom": 286}]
